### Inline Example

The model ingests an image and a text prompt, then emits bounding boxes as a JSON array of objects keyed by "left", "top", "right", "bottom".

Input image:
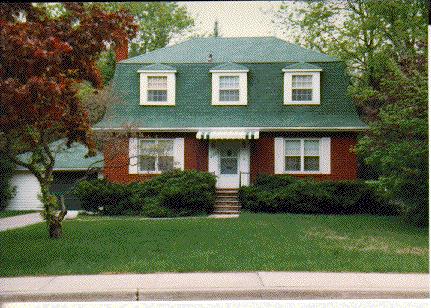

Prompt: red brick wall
[
  {"left": 103, "top": 133, "right": 208, "bottom": 184},
  {"left": 250, "top": 132, "right": 358, "bottom": 182},
  {"left": 103, "top": 132, "right": 358, "bottom": 184}
]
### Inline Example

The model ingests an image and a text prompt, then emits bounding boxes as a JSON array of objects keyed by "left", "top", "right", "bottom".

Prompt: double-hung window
[
  {"left": 138, "top": 66, "right": 176, "bottom": 106},
  {"left": 275, "top": 137, "right": 331, "bottom": 174},
  {"left": 219, "top": 76, "right": 240, "bottom": 102},
  {"left": 138, "top": 139, "right": 174, "bottom": 173},
  {"left": 291, "top": 75, "right": 313, "bottom": 102},
  {"left": 283, "top": 65, "right": 322, "bottom": 105},
  {"left": 147, "top": 76, "right": 168, "bottom": 103},
  {"left": 210, "top": 65, "right": 248, "bottom": 105},
  {"left": 284, "top": 139, "right": 320, "bottom": 173}
]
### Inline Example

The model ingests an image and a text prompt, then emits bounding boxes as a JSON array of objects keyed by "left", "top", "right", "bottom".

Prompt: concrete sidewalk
[
  {"left": 0, "top": 211, "right": 78, "bottom": 232},
  {"left": 0, "top": 213, "right": 43, "bottom": 232},
  {"left": 0, "top": 272, "right": 429, "bottom": 301}
]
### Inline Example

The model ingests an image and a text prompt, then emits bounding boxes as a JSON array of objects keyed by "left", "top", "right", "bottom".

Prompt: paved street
[{"left": 0, "top": 271, "right": 428, "bottom": 301}]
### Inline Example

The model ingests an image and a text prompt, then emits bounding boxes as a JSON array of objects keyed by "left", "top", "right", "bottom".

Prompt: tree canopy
[
  {"left": 273, "top": 0, "right": 428, "bottom": 226},
  {"left": 0, "top": 3, "right": 137, "bottom": 237},
  {"left": 274, "top": 0, "right": 427, "bottom": 121}
]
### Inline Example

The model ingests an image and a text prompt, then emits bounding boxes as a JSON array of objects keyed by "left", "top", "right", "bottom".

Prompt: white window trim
[
  {"left": 211, "top": 72, "right": 247, "bottom": 106},
  {"left": 129, "top": 138, "right": 184, "bottom": 175},
  {"left": 139, "top": 72, "right": 176, "bottom": 106},
  {"left": 283, "top": 70, "right": 321, "bottom": 105},
  {"left": 284, "top": 138, "right": 321, "bottom": 174},
  {"left": 274, "top": 137, "right": 331, "bottom": 175}
]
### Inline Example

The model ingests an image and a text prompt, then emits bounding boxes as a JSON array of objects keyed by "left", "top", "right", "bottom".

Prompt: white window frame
[
  {"left": 210, "top": 71, "right": 248, "bottom": 106},
  {"left": 284, "top": 138, "right": 321, "bottom": 174},
  {"left": 138, "top": 71, "right": 176, "bottom": 106},
  {"left": 129, "top": 137, "right": 184, "bottom": 174},
  {"left": 137, "top": 138, "right": 174, "bottom": 174},
  {"left": 283, "top": 69, "right": 321, "bottom": 105},
  {"left": 274, "top": 137, "right": 331, "bottom": 175}
]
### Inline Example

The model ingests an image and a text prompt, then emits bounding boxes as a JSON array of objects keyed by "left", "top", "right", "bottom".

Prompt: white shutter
[
  {"left": 320, "top": 137, "right": 331, "bottom": 174},
  {"left": 274, "top": 137, "right": 285, "bottom": 174},
  {"left": 283, "top": 73, "right": 291, "bottom": 104},
  {"left": 129, "top": 138, "right": 138, "bottom": 174},
  {"left": 173, "top": 138, "right": 184, "bottom": 170}
]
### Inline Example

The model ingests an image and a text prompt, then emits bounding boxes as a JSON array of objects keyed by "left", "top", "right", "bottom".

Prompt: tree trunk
[
  {"left": 40, "top": 183, "right": 67, "bottom": 239},
  {"left": 48, "top": 219, "right": 63, "bottom": 238}
]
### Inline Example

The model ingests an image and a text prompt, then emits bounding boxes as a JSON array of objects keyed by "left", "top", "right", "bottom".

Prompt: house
[
  {"left": 94, "top": 37, "right": 367, "bottom": 189},
  {"left": 8, "top": 141, "right": 103, "bottom": 210}
]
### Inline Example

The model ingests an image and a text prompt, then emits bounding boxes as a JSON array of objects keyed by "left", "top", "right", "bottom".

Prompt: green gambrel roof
[
  {"left": 18, "top": 140, "right": 103, "bottom": 170},
  {"left": 121, "top": 37, "right": 338, "bottom": 64},
  {"left": 283, "top": 62, "right": 322, "bottom": 70},
  {"left": 210, "top": 62, "right": 249, "bottom": 71},
  {"left": 95, "top": 61, "right": 367, "bottom": 130},
  {"left": 138, "top": 63, "right": 176, "bottom": 71}
]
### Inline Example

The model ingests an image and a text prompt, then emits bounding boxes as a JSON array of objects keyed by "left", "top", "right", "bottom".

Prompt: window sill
[
  {"left": 212, "top": 101, "right": 247, "bottom": 106},
  {"left": 284, "top": 101, "right": 320, "bottom": 105},
  {"left": 140, "top": 102, "right": 176, "bottom": 106},
  {"left": 137, "top": 171, "right": 163, "bottom": 175},
  {"left": 284, "top": 171, "right": 322, "bottom": 175}
]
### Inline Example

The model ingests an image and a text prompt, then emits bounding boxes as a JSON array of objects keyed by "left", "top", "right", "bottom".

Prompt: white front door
[{"left": 209, "top": 141, "right": 250, "bottom": 188}]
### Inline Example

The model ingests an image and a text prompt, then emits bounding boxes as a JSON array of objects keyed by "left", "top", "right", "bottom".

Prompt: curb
[{"left": 1, "top": 287, "right": 429, "bottom": 302}]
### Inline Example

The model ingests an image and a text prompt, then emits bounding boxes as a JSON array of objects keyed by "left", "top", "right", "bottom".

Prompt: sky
[{"left": 181, "top": 1, "right": 286, "bottom": 38}]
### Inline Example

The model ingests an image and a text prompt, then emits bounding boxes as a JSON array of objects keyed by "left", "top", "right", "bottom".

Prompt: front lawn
[
  {"left": 0, "top": 213, "right": 428, "bottom": 277},
  {"left": 0, "top": 210, "right": 37, "bottom": 218}
]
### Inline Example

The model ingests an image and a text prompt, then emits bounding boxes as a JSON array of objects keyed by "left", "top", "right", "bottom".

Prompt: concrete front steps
[{"left": 213, "top": 189, "right": 241, "bottom": 215}]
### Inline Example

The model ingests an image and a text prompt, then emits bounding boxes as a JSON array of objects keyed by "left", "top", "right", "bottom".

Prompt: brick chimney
[{"left": 115, "top": 37, "right": 128, "bottom": 62}]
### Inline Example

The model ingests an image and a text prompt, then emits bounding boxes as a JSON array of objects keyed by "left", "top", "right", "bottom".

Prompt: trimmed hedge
[
  {"left": 73, "top": 170, "right": 216, "bottom": 217},
  {"left": 239, "top": 174, "right": 397, "bottom": 216}
]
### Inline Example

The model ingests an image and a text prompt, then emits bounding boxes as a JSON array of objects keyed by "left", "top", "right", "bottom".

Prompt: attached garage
[
  {"left": 7, "top": 141, "right": 103, "bottom": 211},
  {"left": 9, "top": 171, "right": 42, "bottom": 210}
]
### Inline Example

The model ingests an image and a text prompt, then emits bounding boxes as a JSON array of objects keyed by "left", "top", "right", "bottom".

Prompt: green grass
[
  {"left": 0, "top": 210, "right": 37, "bottom": 218},
  {"left": 0, "top": 213, "right": 428, "bottom": 277}
]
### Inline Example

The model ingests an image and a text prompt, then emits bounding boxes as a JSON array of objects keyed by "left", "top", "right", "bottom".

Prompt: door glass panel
[
  {"left": 220, "top": 157, "right": 238, "bottom": 174},
  {"left": 219, "top": 144, "right": 239, "bottom": 175}
]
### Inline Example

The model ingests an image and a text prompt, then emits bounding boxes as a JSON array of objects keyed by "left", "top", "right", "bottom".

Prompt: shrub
[
  {"left": 140, "top": 197, "right": 173, "bottom": 218},
  {"left": 155, "top": 170, "right": 217, "bottom": 216},
  {"left": 240, "top": 175, "right": 394, "bottom": 216},
  {"left": 0, "top": 157, "right": 16, "bottom": 211},
  {"left": 73, "top": 170, "right": 217, "bottom": 217},
  {"left": 72, "top": 179, "right": 142, "bottom": 215}
]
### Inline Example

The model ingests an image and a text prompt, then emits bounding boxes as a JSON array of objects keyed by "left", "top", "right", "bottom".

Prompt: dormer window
[
  {"left": 219, "top": 76, "right": 240, "bottom": 102},
  {"left": 147, "top": 76, "right": 168, "bottom": 102},
  {"left": 138, "top": 64, "right": 176, "bottom": 106},
  {"left": 283, "top": 63, "right": 322, "bottom": 105},
  {"left": 210, "top": 63, "right": 248, "bottom": 106}
]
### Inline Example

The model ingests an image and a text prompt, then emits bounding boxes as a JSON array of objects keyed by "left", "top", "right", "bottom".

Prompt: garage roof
[{"left": 17, "top": 140, "right": 103, "bottom": 171}]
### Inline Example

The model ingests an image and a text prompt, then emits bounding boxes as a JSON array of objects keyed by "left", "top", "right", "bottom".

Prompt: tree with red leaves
[{"left": 0, "top": 3, "right": 137, "bottom": 238}]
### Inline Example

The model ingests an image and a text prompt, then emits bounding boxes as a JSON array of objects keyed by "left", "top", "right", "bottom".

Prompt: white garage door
[{"left": 8, "top": 171, "right": 43, "bottom": 210}]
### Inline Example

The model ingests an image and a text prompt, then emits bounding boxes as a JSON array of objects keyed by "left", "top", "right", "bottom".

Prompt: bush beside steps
[
  {"left": 73, "top": 170, "right": 216, "bottom": 217},
  {"left": 239, "top": 174, "right": 398, "bottom": 216}
]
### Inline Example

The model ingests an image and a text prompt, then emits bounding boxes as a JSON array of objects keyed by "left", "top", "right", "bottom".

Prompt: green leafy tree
[
  {"left": 273, "top": 0, "right": 428, "bottom": 225},
  {"left": 100, "top": 2, "right": 195, "bottom": 58},
  {"left": 273, "top": 0, "right": 427, "bottom": 120},
  {"left": 356, "top": 54, "right": 428, "bottom": 226},
  {"left": 0, "top": 3, "right": 137, "bottom": 238},
  {"left": 97, "top": 49, "right": 117, "bottom": 85}
]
